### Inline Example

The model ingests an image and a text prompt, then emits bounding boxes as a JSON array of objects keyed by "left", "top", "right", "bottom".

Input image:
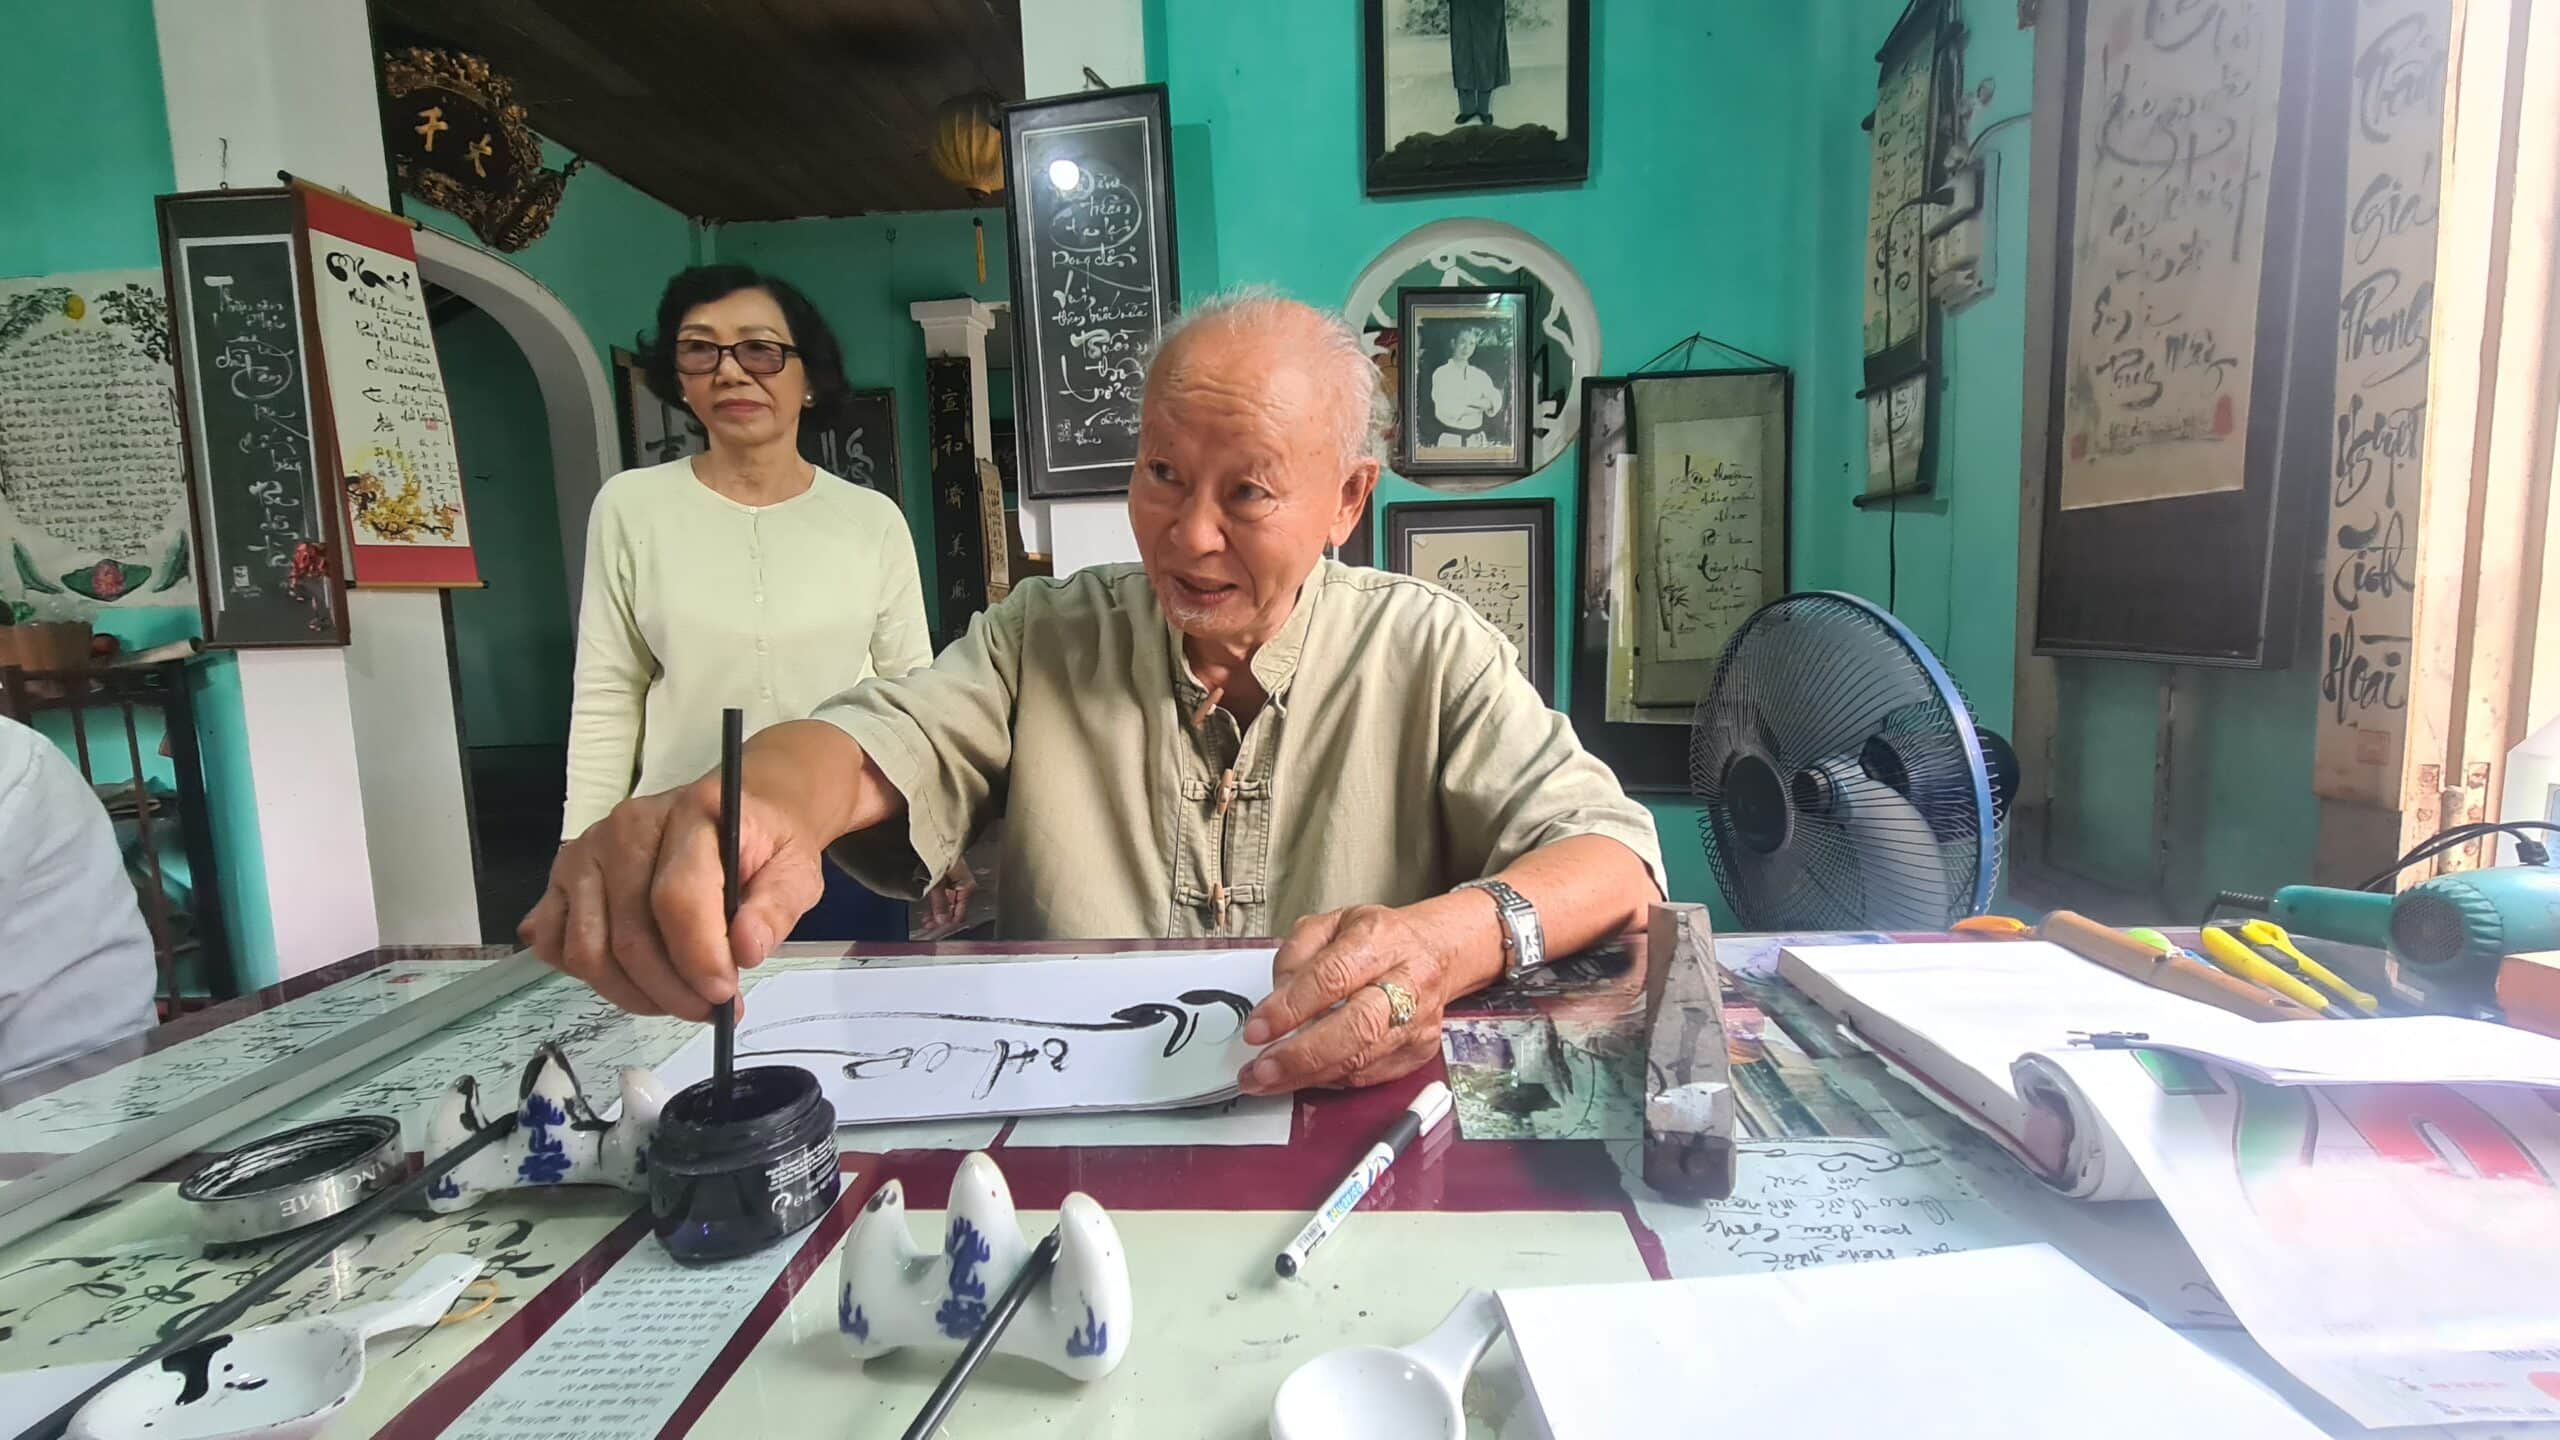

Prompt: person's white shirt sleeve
[{"left": 0, "top": 716, "right": 158, "bottom": 1082}]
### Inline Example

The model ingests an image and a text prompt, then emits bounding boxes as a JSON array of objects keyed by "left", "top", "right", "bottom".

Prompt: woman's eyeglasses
[{"left": 673, "top": 339, "right": 800, "bottom": 376}]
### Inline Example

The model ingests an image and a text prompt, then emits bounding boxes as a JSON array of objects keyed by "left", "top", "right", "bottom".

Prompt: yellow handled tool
[
  {"left": 2237, "top": 919, "right": 2380, "bottom": 1015},
  {"left": 2200, "top": 926, "right": 2345, "bottom": 1016}
]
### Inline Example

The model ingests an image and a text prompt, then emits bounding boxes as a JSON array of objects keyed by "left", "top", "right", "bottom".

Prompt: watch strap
[{"left": 1457, "top": 878, "right": 1547, "bottom": 983}]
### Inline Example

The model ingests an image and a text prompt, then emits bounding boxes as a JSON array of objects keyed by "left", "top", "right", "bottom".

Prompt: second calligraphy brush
[{"left": 714, "top": 706, "right": 742, "bottom": 1118}]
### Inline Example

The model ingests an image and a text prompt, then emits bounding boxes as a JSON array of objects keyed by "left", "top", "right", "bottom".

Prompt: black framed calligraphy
[
  {"left": 157, "top": 189, "right": 350, "bottom": 648},
  {"left": 1384, "top": 497, "right": 1556, "bottom": 704},
  {"left": 999, "top": 85, "right": 1180, "bottom": 502},
  {"left": 1570, "top": 368, "right": 1793, "bottom": 794}
]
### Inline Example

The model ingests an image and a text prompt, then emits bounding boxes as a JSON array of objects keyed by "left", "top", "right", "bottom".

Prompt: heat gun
[{"left": 2221, "top": 864, "right": 2560, "bottom": 1007}]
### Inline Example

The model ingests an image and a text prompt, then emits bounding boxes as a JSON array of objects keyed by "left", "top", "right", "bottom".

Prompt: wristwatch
[{"left": 1456, "top": 878, "right": 1547, "bottom": 985}]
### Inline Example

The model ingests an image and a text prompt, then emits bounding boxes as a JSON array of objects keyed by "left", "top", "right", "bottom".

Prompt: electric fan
[{"left": 1690, "top": 592, "right": 2020, "bottom": 931}]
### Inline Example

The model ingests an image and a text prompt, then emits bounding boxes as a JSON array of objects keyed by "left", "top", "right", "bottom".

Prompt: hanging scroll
[
  {"left": 298, "top": 184, "right": 479, "bottom": 587},
  {"left": 2311, "top": 0, "right": 2445, "bottom": 805},
  {"left": 1860, "top": 0, "right": 1943, "bottom": 502},
  {"left": 925, "top": 357, "right": 988, "bottom": 643},
  {"left": 2056, "top": 0, "right": 2285, "bottom": 511},
  {"left": 159, "top": 189, "right": 348, "bottom": 647},
  {"left": 0, "top": 270, "right": 192, "bottom": 616}
]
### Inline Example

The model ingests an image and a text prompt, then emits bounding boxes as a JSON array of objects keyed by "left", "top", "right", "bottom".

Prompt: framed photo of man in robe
[
  {"left": 1384, "top": 498, "right": 1556, "bottom": 703},
  {"left": 1398, "top": 288, "right": 1532, "bottom": 482},
  {"left": 1364, "top": 0, "right": 1591, "bottom": 195}
]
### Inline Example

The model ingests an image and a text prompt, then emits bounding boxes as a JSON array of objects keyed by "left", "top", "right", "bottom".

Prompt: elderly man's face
[{"left": 1128, "top": 322, "right": 1372, "bottom": 648}]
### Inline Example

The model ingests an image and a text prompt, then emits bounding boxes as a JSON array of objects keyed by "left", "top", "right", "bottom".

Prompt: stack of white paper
[
  {"left": 1498, "top": 1244, "right": 2325, "bottom": 1440},
  {"left": 2120, "top": 1015, "right": 2560, "bottom": 1088},
  {"left": 1777, "top": 941, "right": 2248, "bottom": 1198}
]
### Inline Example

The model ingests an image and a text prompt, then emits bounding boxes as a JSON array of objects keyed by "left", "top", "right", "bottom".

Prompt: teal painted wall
[
  {"left": 1156, "top": 0, "right": 1814, "bottom": 920},
  {"left": 1793, "top": 0, "right": 2035, "bottom": 739},
  {"left": 1154, "top": 0, "right": 2049, "bottom": 920},
  {"left": 0, "top": 0, "right": 277, "bottom": 982},
  {"left": 435, "top": 306, "right": 573, "bottom": 749},
  {"left": 711, "top": 209, "right": 1011, "bottom": 612},
  {"left": 412, "top": 140, "right": 703, "bottom": 378}
]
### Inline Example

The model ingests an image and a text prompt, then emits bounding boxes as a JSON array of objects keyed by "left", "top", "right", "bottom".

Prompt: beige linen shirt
[{"left": 816, "top": 559, "right": 1665, "bottom": 939}]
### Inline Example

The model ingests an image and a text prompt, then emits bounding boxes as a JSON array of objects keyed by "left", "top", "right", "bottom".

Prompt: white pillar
[
  {"left": 156, "top": 0, "right": 482, "bottom": 966},
  {"left": 1012, "top": 0, "right": 1149, "bottom": 573},
  {"left": 910, "top": 298, "right": 999, "bottom": 462}
]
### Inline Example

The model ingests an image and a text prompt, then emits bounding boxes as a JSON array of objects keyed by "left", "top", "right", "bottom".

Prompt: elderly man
[{"left": 525, "top": 291, "right": 1664, "bottom": 1095}]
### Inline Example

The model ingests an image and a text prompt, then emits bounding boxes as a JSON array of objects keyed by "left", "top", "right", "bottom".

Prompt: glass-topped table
[{"left": 0, "top": 935, "right": 2451, "bottom": 1437}]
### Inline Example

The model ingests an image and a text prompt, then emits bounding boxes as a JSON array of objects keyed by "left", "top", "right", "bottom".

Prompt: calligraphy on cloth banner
[
  {"left": 2312, "top": 0, "right": 2446, "bottom": 807},
  {"left": 299, "top": 184, "right": 479, "bottom": 587},
  {"left": 0, "top": 269, "right": 192, "bottom": 616},
  {"left": 925, "top": 356, "right": 989, "bottom": 644},
  {"left": 2058, "top": 0, "right": 2285, "bottom": 511}
]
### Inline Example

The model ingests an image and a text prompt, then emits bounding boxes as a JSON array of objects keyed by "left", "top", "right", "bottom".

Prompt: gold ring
[{"left": 1374, "top": 979, "right": 1417, "bottom": 1028}]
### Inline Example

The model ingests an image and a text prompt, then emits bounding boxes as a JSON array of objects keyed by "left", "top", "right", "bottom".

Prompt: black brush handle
[
  {"left": 714, "top": 708, "right": 743, "bottom": 1103},
  {"left": 13, "top": 1114, "right": 520, "bottom": 1440},
  {"left": 902, "top": 1229, "right": 1064, "bottom": 1439}
]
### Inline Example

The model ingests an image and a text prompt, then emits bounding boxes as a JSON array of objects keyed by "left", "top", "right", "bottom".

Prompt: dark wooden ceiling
[{"left": 371, "top": 0, "right": 1024, "bottom": 221}]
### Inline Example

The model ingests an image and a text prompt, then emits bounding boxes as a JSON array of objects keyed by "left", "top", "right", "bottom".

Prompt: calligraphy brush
[
  {"left": 714, "top": 706, "right": 743, "bottom": 1117},
  {"left": 902, "top": 1228, "right": 1064, "bottom": 1440},
  {"left": 12, "top": 1113, "right": 520, "bottom": 1440}
]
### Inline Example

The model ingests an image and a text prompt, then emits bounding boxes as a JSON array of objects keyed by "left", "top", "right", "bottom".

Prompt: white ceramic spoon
[
  {"left": 1270, "top": 1289, "right": 1503, "bottom": 1440},
  {"left": 65, "top": 1253, "right": 483, "bottom": 1440}
]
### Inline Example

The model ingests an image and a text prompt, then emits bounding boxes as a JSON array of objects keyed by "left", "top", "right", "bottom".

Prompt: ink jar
[{"left": 646, "top": 1065, "right": 840, "bottom": 1263}]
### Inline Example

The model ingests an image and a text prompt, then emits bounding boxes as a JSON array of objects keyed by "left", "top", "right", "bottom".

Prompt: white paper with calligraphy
[
  {"left": 302, "top": 189, "right": 478, "bottom": 586},
  {"left": 1642, "top": 416, "right": 1765, "bottom": 695},
  {"left": 2058, "top": 0, "right": 2284, "bottom": 511},
  {"left": 2313, "top": 0, "right": 2444, "bottom": 806},
  {"left": 0, "top": 270, "right": 191, "bottom": 616},
  {"left": 1409, "top": 526, "right": 1533, "bottom": 678},
  {"left": 657, "top": 950, "right": 1272, "bottom": 1125}
]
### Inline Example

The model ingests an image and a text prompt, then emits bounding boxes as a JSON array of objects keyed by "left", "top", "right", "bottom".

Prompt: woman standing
[{"left": 560, "top": 265, "right": 965, "bottom": 937}]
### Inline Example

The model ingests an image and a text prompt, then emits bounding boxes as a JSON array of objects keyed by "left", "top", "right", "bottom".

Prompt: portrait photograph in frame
[
  {"left": 1364, "top": 0, "right": 1591, "bottom": 196},
  {"left": 1385, "top": 497, "right": 1556, "bottom": 703},
  {"left": 1568, "top": 368, "right": 1793, "bottom": 793},
  {"left": 1398, "top": 287, "right": 1532, "bottom": 483}
]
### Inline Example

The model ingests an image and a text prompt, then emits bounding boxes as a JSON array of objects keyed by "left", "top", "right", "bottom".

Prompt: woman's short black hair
[{"left": 638, "top": 264, "right": 851, "bottom": 420}]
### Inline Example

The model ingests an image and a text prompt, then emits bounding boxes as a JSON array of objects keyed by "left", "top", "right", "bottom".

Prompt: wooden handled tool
[
  {"left": 2037, "top": 910, "right": 2318, "bottom": 1021},
  {"left": 1639, "top": 902, "right": 1737, "bottom": 1200}
]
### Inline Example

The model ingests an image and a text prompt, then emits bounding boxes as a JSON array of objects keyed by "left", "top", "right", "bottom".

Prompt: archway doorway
[{"left": 412, "top": 232, "right": 617, "bottom": 936}]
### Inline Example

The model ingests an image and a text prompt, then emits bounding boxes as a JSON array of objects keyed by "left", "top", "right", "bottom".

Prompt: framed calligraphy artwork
[
  {"left": 297, "top": 183, "right": 479, "bottom": 587},
  {"left": 800, "top": 387, "right": 903, "bottom": 508},
  {"left": 2056, "top": 0, "right": 2283, "bottom": 513},
  {"left": 999, "top": 85, "right": 1179, "bottom": 501},
  {"left": 157, "top": 189, "right": 350, "bottom": 648},
  {"left": 611, "top": 347, "right": 704, "bottom": 472},
  {"left": 0, "top": 269, "right": 192, "bottom": 617},
  {"left": 1571, "top": 369, "right": 1793, "bottom": 793},
  {"left": 1384, "top": 497, "right": 1555, "bottom": 703},
  {"left": 2033, "top": 0, "right": 2335, "bottom": 665}
]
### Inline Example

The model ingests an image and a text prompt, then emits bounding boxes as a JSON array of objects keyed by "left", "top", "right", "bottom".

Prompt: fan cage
[{"left": 1689, "top": 592, "right": 2004, "bottom": 932}]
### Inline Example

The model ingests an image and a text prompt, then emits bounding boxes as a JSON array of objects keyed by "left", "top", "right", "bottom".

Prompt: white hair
[{"left": 1144, "top": 285, "right": 1389, "bottom": 469}]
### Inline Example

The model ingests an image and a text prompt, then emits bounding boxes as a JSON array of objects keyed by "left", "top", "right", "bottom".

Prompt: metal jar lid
[{"left": 178, "top": 1115, "right": 406, "bottom": 1246}]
